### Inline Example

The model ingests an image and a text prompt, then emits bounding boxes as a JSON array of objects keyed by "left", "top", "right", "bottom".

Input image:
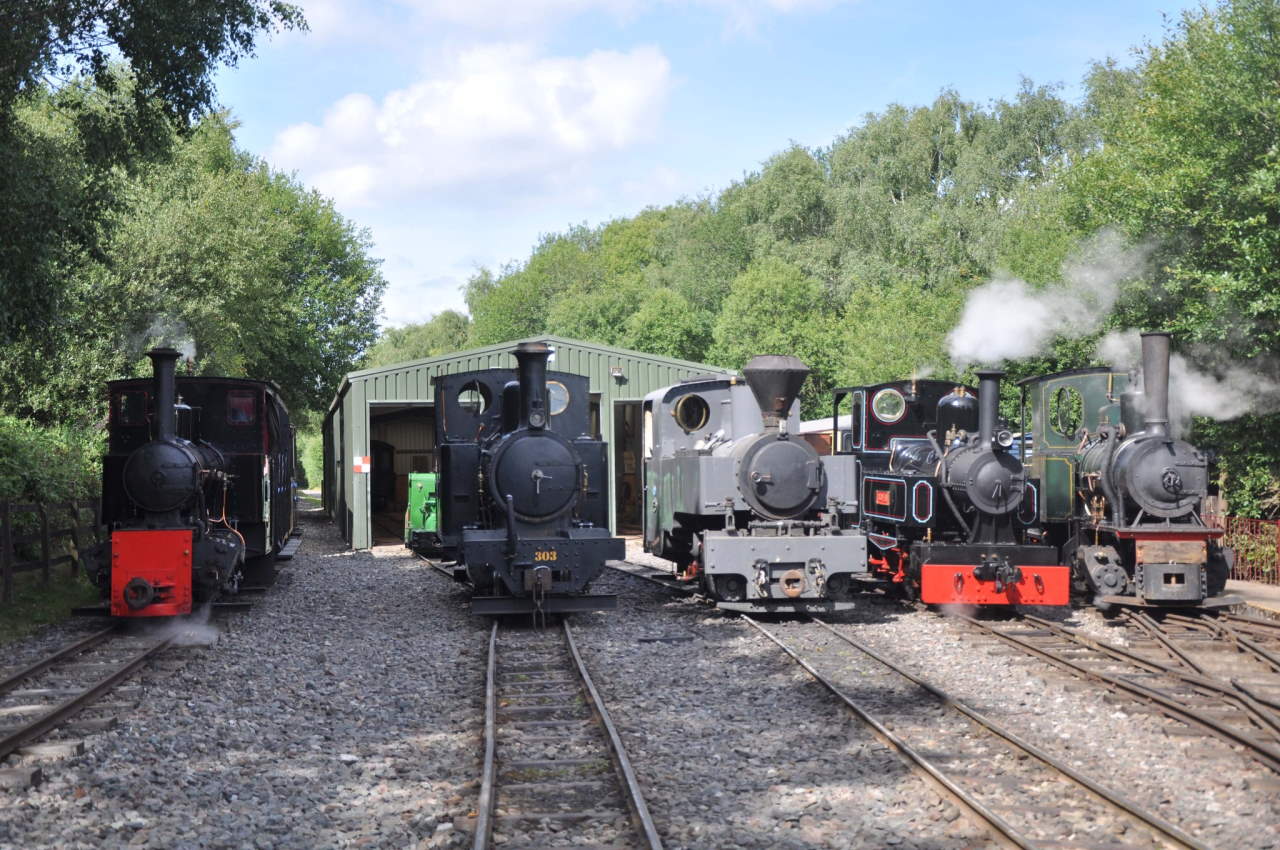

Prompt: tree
[
  {"left": 0, "top": 113, "right": 386, "bottom": 422},
  {"left": 708, "top": 257, "right": 843, "bottom": 415},
  {"left": 0, "top": 0, "right": 303, "bottom": 122},
  {"left": 363, "top": 311, "right": 472, "bottom": 369},
  {"left": 1064, "top": 0, "right": 1280, "bottom": 514}
]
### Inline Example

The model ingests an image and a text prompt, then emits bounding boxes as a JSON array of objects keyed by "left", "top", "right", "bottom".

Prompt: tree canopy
[{"left": 460, "top": 0, "right": 1280, "bottom": 514}]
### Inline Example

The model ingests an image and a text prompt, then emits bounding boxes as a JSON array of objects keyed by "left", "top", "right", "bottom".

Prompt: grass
[{"left": 0, "top": 568, "right": 100, "bottom": 646}]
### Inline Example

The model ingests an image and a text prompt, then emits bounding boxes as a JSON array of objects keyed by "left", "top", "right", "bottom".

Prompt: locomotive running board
[{"left": 471, "top": 594, "right": 618, "bottom": 616}]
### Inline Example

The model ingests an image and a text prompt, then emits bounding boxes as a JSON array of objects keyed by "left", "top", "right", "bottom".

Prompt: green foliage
[
  {"left": 0, "top": 570, "right": 100, "bottom": 646},
  {"left": 0, "top": 111, "right": 386, "bottom": 424},
  {"left": 296, "top": 429, "right": 325, "bottom": 491},
  {"left": 0, "top": 1, "right": 304, "bottom": 122},
  {"left": 363, "top": 311, "right": 472, "bottom": 369},
  {"left": 708, "top": 257, "right": 843, "bottom": 415},
  {"left": 0, "top": 415, "right": 100, "bottom": 504}
]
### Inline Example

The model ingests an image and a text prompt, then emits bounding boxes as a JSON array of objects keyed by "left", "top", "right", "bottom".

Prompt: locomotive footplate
[{"left": 914, "top": 542, "right": 1069, "bottom": 606}]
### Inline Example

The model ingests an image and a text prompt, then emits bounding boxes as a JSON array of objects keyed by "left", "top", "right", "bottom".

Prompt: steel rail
[
  {"left": 1221, "top": 612, "right": 1280, "bottom": 635},
  {"left": 474, "top": 622, "right": 498, "bottom": 850},
  {"left": 0, "top": 626, "right": 118, "bottom": 696},
  {"left": 604, "top": 562, "right": 696, "bottom": 596},
  {"left": 808, "top": 617, "right": 1206, "bottom": 850},
  {"left": 952, "top": 613, "right": 1280, "bottom": 773},
  {"left": 562, "top": 620, "right": 663, "bottom": 850},
  {"left": 1165, "top": 613, "right": 1280, "bottom": 675},
  {"left": 0, "top": 637, "right": 171, "bottom": 762},
  {"left": 741, "top": 615, "right": 1030, "bottom": 850}
]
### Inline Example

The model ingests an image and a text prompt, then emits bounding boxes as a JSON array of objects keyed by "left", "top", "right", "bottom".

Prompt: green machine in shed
[{"left": 404, "top": 472, "right": 441, "bottom": 554}]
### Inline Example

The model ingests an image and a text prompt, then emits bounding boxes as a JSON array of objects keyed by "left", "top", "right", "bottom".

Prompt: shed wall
[{"left": 324, "top": 336, "right": 728, "bottom": 549}]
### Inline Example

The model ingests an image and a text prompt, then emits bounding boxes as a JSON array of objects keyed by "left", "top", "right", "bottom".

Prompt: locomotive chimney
[
  {"left": 1140, "top": 331, "right": 1172, "bottom": 438},
  {"left": 976, "top": 369, "right": 1003, "bottom": 448},
  {"left": 147, "top": 347, "right": 181, "bottom": 443},
  {"left": 742, "top": 355, "right": 810, "bottom": 430},
  {"left": 513, "top": 342, "right": 551, "bottom": 430}
]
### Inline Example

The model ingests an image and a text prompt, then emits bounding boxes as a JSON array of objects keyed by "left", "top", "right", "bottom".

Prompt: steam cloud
[
  {"left": 133, "top": 316, "right": 196, "bottom": 361},
  {"left": 947, "top": 230, "right": 1150, "bottom": 368},
  {"left": 1096, "top": 331, "right": 1280, "bottom": 432}
]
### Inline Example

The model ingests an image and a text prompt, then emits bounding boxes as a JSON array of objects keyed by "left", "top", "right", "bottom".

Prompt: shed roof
[{"left": 328, "top": 334, "right": 730, "bottom": 413}]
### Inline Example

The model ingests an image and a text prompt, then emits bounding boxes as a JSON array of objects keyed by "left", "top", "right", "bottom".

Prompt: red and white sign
[{"left": 354, "top": 455, "right": 371, "bottom": 474}]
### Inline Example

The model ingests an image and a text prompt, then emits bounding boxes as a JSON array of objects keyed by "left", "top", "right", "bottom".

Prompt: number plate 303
[{"left": 534, "top": 550, "right": 558, "bottom": 562}]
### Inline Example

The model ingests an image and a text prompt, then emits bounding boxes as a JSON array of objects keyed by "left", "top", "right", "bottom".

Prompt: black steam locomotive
[
  {"left": 834, "top": 372, "right": 1069, "bottom": 606},
  {"left": 1020, "top": 331, "right": 1234, "bottom": 609},
  {"left": 433, "top": 342, "right": 622, "bottom": 615},
  {"left": 81, "top": 348, "right": 297, "bottom": 616}
]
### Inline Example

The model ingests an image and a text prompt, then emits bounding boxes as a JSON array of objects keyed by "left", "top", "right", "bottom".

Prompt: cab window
[
  {"left": 227, "top": 390, "right": 257, "bottom": 425},
  {"left": 114, "top": 390, "right": 147, "bottom": 426}
]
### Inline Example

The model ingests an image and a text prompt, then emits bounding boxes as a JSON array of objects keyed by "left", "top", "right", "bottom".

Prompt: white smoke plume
[
  {"left": 1096, "top": 330, "right": 1280, "bottom": 433},
  {"left": 144, "top": 602, "right": 221, "bottom": 646},
  {"left": 948, "top": 230, "right": 1150, "bottom": 368},
  {"left": 133, "top": 316, "right": 196, "bottom": 362}
]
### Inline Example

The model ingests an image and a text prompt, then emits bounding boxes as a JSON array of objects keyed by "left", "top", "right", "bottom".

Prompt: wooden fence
[{"left": 0, "top": 499, "right": 102, "bottom": 605}]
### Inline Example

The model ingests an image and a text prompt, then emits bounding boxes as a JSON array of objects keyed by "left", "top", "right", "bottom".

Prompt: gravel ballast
[
  {"left": 4, "top": 524, "right": 1276, "bottom": 849},
  {"left": 1, "top": 512, "right": 488, "bottom": 850}
]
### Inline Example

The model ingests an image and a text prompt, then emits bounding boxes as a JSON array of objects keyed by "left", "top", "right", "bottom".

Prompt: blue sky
[{"left": 213, "top": 0, "right": 1193, "bottom": 327}]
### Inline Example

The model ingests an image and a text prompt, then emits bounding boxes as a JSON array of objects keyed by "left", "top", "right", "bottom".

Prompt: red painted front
[
  {"left": 920, "top": 563, "right": 1071, "bottom": 606},
  {"left": 110, "top": 530, "right": 194, "bottom": 617}
]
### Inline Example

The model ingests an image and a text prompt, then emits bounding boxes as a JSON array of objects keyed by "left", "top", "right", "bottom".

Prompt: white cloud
[{"left": 269, "top": 43, "right": 671, "bottom": 207}]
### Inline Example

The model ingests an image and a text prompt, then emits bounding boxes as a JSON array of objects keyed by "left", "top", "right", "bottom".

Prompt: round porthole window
[
  {"left": 871, "top": 388, "right": 907, "bottom": 424},
  {"left": 673, "top": 394, "right": 710, "bottom": 432},
  {"left": 547, "top": 380, "right": 570, "bottom": 416},
  {"left": 457, "top": 380, "right": 490, "bottom": 415}
]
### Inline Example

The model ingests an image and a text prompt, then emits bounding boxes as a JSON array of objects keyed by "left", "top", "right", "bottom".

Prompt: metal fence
[
  {"left": 1206, "top": 513, "right": 1280, "bottom": 585},
  {"left": 0, "top": 499, "right": 102, "bottom": 604}
]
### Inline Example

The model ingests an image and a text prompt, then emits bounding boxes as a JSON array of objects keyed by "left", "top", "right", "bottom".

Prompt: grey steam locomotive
[
  {"left": 642, "top": 355, "right": 866, "bottom": 611},
  {"left": 434, "top": 342, "right": 623, "bottom": 615}
]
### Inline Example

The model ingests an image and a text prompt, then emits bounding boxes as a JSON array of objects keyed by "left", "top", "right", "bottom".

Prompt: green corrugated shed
[{"left": 322, "top": 335, "right": 730, "bottom": 549}]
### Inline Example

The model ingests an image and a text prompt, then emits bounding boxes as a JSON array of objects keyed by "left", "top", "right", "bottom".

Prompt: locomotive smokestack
[
  {"left": 513, "top": 342, "right": 551, "bottom": 430},
  {"left": 742, "top": 355, "right": 810, "bottom": 429},
  {"left": 1140, "top": 331, "right": 1172, "bottom": 438},
  {"left": 147, "top": 347, "right": 181, "bottom": 443},
  {"left": 976, "top": 370, "right": 1003, "bottom": 447}
]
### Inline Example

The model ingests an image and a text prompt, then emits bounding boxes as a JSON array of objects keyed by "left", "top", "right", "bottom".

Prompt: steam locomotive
[
  {"left": 834, "top": 373, "right": 1069, "bottom": 606},
  {"left": 81, "top": 348, "right": 297, "bottom": 617},
  {"left": 643, "top": 355, "right": 866, "bottom": 611},
  {"left": 433, "top": 342, "right": 623, "bottom": 615},
  {"left": 1020, "top": 331, "right": 1235, "bottom": 609}
]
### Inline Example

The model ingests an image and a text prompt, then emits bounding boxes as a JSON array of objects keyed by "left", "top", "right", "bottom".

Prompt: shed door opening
[
  {"left": 613, "top": 400, "right": 643, "bottom": 533},
  {"left": 368, "top": 402, "right": 435, "bottom": 545}
]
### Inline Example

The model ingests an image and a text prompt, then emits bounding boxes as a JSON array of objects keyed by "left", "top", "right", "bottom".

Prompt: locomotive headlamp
[{"left": 996, "top": 430, "right": 1014, "bottom": 449}]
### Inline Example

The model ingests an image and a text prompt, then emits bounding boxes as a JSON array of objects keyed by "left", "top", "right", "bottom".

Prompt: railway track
[
  {"left": 944, "top": 611, "right": 1280, "bottom": 774},
  {"left": 474, "top": 620, "right": 662, "bottom": 850},
  {"left": 745, "top": 615, "right": 1206, "bottom": 850},
  {"left": 0, "top": 626, "right": 172, "bottom": 788}
]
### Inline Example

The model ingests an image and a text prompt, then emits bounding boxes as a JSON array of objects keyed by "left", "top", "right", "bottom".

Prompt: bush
[{"left": 0, "top": 415, "right": 101, "bottom": 505}]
